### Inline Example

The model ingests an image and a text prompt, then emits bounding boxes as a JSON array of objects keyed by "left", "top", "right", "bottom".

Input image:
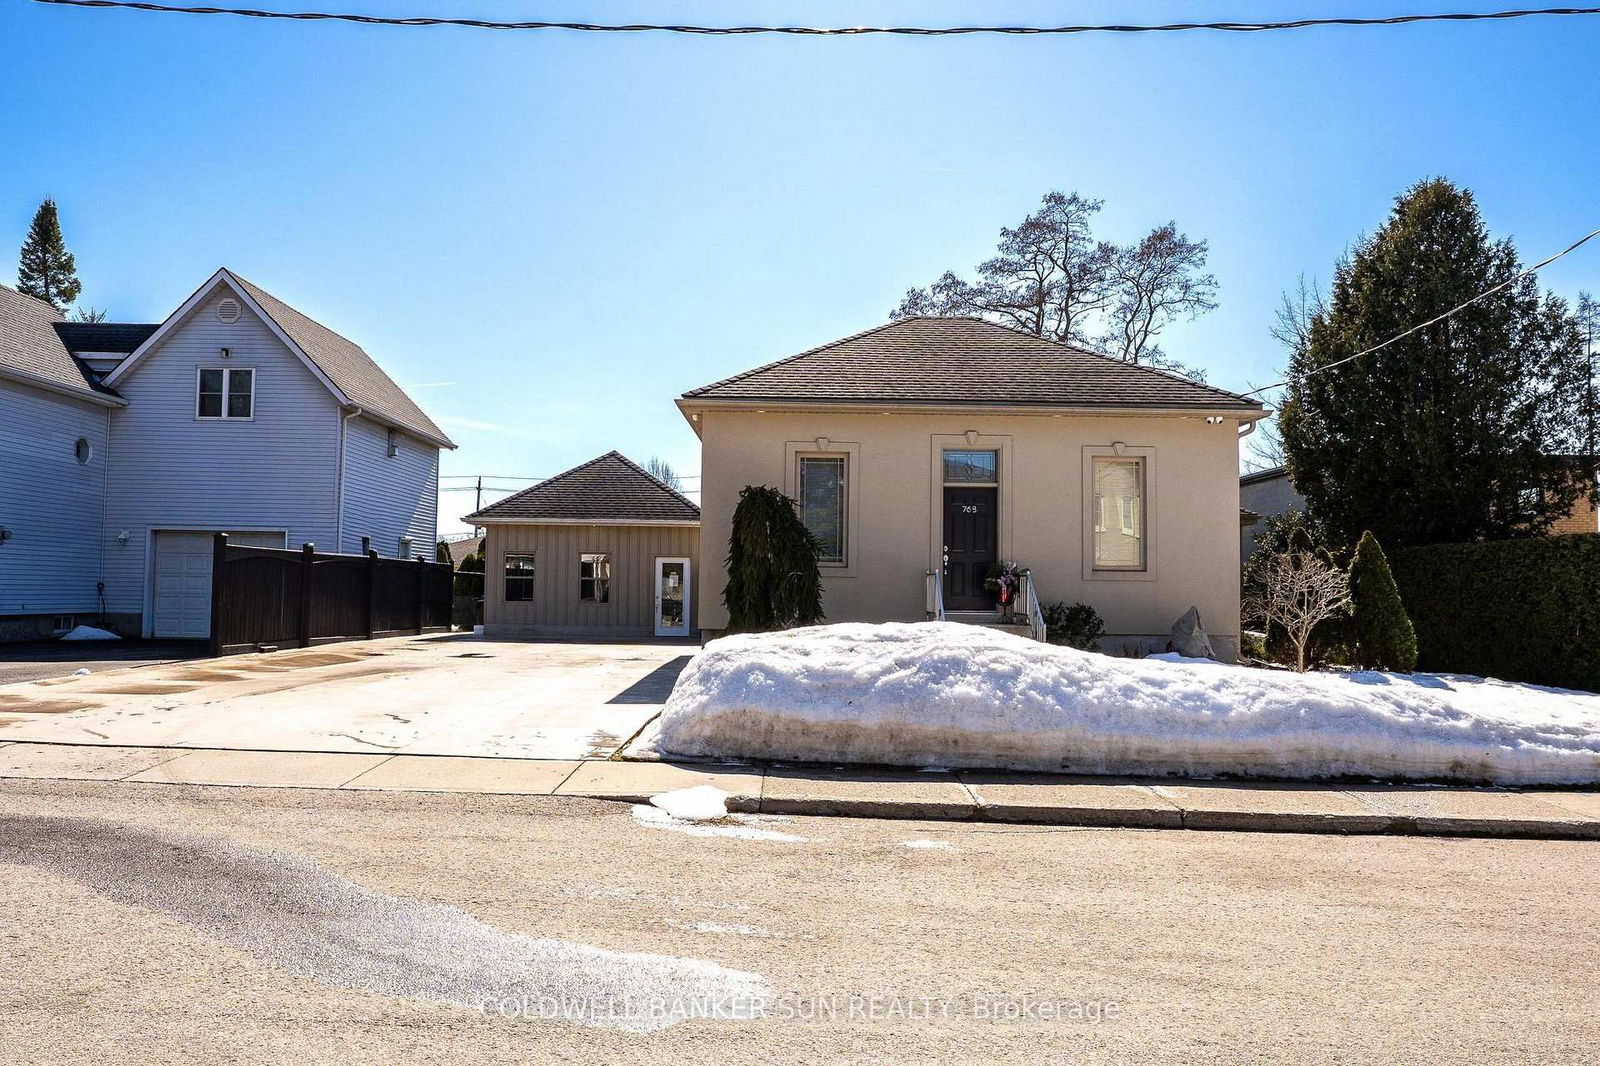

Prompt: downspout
[{"left": 336, "top": 406, "right": 364, "bottom": 554}]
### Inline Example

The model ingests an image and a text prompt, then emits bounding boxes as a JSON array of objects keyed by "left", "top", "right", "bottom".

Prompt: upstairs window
[
  {"left": 197, "top": 367, "right": 254, "bottom": 420},
  {"left": 798, "top": 455, "right": 848, "bottom": 564},
  {"left": 579, "top": 552, "right": 611, "bottom": 603},
  {"left": 505, "top": 553, "right": 535, "bottom": 602},
  {"left": 386, "top": 428, "right": 399, "bottom": 458}
]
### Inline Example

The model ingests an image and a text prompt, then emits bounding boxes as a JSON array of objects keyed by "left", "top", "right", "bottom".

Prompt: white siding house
[{"left": 0, "top": 270, "right": 454, "bottom": 641}]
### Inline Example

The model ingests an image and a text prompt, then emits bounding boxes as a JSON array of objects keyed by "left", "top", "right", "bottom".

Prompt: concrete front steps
[
  {"left": 3, "top": 740, "right": 1598, "bottom": 840},
  {"left": 943, "top": 610, "right": 1033, "bottom": 639}
]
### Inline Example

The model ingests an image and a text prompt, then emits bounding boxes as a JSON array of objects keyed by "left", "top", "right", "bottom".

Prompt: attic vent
[{"left": 216, "top": 298, "right": 242, "bottom": 323}]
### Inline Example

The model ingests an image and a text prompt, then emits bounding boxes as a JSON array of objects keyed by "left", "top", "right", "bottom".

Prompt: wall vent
[{"left": 216, "top": 298, "right": 242, "bottom": 323}]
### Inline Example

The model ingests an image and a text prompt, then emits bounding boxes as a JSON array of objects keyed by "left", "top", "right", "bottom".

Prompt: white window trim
[
  {"left": 195, "top": 365, "right": 256, "bottom": 422},
  {"left": 579, "top": 551, "right": 613, "bottom": 605},
  {"left": 1082, "top": 445, "right": 1157, "bottom": 582},
  {"left": 784, "top": 439, "right": 861, "bottom": 577},
  {"left": 504, "top": 551, "right": 536, "bottom": 602}
]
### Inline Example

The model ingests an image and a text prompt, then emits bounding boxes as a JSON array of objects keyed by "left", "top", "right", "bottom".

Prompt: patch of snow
[
  {"left": 630, "top": 804, "right": 808, "bottom": 843},
  {"left": 650, "top": 784, "right": 730, "bottom": 822},
  {"left": 654, "top": 622, "right": 1600, "bottom": 786},
  {"left": 71, "top": 668, "right": 92, "bottom": 676},
  {"left": 669, "top": 919, "right": 783, "bottom": 938},
  {"left": 60, "top": 625, "right": 120, "bottom": 642},
  {"left": 901, "top": 839, "right": 956, "bottom": 851},
  {"left": 1145, "top": 651, "right": 1225, "bottom": 667}
]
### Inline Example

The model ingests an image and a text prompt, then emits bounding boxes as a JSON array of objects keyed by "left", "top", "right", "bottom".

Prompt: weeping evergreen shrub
[
  {"left": 723, "top": 485, "right": 825, "bottom": 632},
  {"left": 1349, "top": 531, "right": 1418, "bottom": 671}
]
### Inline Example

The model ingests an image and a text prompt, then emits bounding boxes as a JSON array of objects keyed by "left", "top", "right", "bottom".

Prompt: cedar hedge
[{"left": 1389, "top": 534, "right": 1600, "bottom": 691}]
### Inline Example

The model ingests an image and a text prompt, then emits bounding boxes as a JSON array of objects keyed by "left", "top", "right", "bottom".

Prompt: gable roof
[
  {"left": 0, "top": 284, "right": 124, "bottom": 404},
  {"left": 465, "top": 451, "right": 701, "bottom": 525},
  {"left": 1240, "top": 465, "right": 1289, "bottom": 487},
  {"left": 681, "top": 316, "right": 1264, "bottom": 414},
  {"left": 105, "top": 269, "right": 454, "bottom": 449},
  {"left": 53, "top": 322, "right": 160, "bottom": 355}
]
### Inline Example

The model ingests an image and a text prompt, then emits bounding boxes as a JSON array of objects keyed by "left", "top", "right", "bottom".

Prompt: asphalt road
[
  {"left": 2, "top": 780, "right": 1596, "bottom": 1065},
  {"left": 0, "top": 639, "right": 204, "bottom": 684}
]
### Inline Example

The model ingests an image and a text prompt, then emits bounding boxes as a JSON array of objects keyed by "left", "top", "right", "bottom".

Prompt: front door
[
  {"left": 654, "top": 557, "right": 691, "bottom": 637},
  {"left": 943, "top": 487, "right": 998, "bottom": 611}
]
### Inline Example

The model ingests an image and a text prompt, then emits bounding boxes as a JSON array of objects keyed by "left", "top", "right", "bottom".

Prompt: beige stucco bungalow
[{"left": 679, "top": 316, "right": 1266, "bottom": 660}]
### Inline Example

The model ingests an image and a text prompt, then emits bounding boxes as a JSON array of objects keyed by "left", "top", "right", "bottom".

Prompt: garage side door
[{"left": 151, "top": 531, "right": 287, "bottom": 638}]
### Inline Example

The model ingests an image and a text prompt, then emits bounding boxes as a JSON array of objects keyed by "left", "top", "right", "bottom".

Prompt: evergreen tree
[
  {"left": 1349, "top": 531, "right": 1418, "bottom": 671},
  {"left": 1279, "top": 179, "right": 1591, "bottom": 547},
  {"left": 17, "top": 199, "right": 82, "bottom": 312},
  {"left": 435, "top": 539, "right": 452, "bottom": 564},
  {"left": 723, "top": 485, "right": 824, "bottom": 632}
]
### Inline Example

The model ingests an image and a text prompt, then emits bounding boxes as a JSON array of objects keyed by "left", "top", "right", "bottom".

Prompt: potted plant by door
[{"left": 984, "top": 561, "right": 1024, "bottom": 623}]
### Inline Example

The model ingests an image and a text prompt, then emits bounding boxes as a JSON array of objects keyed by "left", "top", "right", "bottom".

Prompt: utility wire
[
  {"left": 1244, "top": 226, "right": 1600, "bottom": 400},
  {"left": 28, "top": 1, "right": 1600, "bottom": 35}
]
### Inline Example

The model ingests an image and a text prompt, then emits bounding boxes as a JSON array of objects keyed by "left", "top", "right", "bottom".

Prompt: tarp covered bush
[{"left": 1389, "top": 534, "right": 1600, "bottom": 691}]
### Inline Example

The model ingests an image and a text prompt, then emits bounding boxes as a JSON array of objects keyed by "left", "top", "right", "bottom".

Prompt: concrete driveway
[{"left": 0, "top": 634, "right": 692, "bottom": 760}]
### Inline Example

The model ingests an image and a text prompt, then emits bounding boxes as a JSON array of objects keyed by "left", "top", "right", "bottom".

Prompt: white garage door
[{"left": 151, "top": 530, "right": 287, "bottom": 638}]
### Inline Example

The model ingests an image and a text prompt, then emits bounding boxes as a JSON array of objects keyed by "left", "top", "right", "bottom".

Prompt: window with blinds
[
  {"left": 798, "top": 455, "right": 847, "bottom": 564},
  {"left": 1093, "top": 457, "right": 1145, "bottom": 570}
]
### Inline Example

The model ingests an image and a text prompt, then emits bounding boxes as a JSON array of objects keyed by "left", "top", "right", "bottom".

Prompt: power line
[
  {"left": 29, "top": 1, "right": 1600, "bottom": 35},
  {"left": 1245, "top": 225, "right": 1600, "bottom": 400}
]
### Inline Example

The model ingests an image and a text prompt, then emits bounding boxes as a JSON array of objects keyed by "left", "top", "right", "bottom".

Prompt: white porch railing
[
  {"left": 925, "top": 568, "right": 945, "bottom": 621},
  {"left": 1018, "top": 569, "right": 1047, "bottom": 643}
]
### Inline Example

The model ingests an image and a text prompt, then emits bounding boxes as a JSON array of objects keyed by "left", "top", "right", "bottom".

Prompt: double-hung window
[
  {"left": 579, "top": 552, "right": 611, "bottom": 603},
  {"left": 505, "top": 553, "right": 535, "bottom": 602},
  {"left": 1092, "top": 457, "right": 1146, "bottom": 570},
  {"left": 798, "top": 455, "right": 848, "bottom": 565},
  {"left": 197, "top": 367, "right": 254, "bottom": 419}
]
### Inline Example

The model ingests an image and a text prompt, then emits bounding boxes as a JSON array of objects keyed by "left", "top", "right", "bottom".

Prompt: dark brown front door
[{"left": 943, "top": 486, "right": 998, "bottom": 611}]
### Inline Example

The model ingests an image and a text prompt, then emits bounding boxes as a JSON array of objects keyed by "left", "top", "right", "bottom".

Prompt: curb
[{"left": 708, "top": 794, "right": 1600, "bottom": 841}]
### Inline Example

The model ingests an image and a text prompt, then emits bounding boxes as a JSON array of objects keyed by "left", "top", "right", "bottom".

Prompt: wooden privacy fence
[{"left": 208, "top": 533, "right": 454, "bottom": 656}]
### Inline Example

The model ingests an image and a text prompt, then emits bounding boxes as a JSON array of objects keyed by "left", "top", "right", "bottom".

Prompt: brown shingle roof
[
  {"left": 230, "top": 273, "right": 454, "bottom": 448},
  {"left": 465, "top": 451, "right": 700, "bottom": 524},
  {"left": 0, "top": 284, "right": 118, "bottom": 401},
  {"left": 53, "top": 322, "right": 160, "bottom": 354},
  {"left": 682, "top": 316, "right": 1263, "bottom": 412}
]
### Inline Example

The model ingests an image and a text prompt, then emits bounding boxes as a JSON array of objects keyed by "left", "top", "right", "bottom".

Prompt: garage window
[
  {"left": 505, "top": 553, "right": 535, "bottom": 601},
  {"left": 579, "top": 552, "right": 610, "bottom": 603},
  {"left": 197, "top": 367, "right": 254, "bottom": 420}
]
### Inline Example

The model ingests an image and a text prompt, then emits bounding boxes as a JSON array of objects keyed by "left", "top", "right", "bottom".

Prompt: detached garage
[
  {"left": 466, "top": 452, "right": 700, "bottom": 640},
  {"left": 149, "top": 530, "right": 287, "bottom": 637}
]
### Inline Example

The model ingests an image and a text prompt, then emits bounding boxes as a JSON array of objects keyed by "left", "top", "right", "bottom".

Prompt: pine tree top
[{"left": 17, "top": 198, "right": 82, "bottom": 313}]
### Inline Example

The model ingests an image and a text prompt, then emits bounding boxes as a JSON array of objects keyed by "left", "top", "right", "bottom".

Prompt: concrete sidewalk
[{"left": 3, "top": 739, "right": 1597, "bottom": 840}]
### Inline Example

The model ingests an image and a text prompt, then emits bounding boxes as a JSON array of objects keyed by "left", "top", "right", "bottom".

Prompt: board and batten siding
[
  {"left": 103, "top": 288, "right": 342, "bottom": 620},
  {"left": 339, "top": 414, "right": 440, "bottom": 557},
  {"left": 0, "top": 379, "right": 111, "bottom": 614},
  {"left": 484, "top": 523, "right": 699, "bottom": 638}
]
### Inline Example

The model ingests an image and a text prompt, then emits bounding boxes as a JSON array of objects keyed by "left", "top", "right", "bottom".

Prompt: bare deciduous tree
[
  {"left": 645, "top": 455, "right": 683, "bottom": 491},
  {"left": 893, "top": 191, "right": 1218, "bottom": 377},
  {"left": 1243, "top": 550, "right": 1351, "bottom": 673},
  {"left": 1099, "top": 223, "right": 1219, "bottom": 376}
]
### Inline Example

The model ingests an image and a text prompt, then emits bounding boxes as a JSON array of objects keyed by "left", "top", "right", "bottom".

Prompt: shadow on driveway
[
  {"left": 607, "top": 656, "right": 693, "bottom": 704},
  {"left": 0, "top": 640, "right": 207, "bottom": 685}
]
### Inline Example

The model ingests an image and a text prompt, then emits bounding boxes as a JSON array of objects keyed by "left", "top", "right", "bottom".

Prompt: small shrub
[
  {"left": 1240, "top": 630, "right": 1267, "bottom": 661},
  {"left": 1042, "top": 601, "right": 1105, "bottom": 650},
  {"left": 1349, "top": 531, "right": 1417, "bottom": 671}
]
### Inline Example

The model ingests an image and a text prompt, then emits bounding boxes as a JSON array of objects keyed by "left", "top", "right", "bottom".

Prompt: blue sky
[{"left": 3, "top": 1, "right": 1597, "bottom": 535}]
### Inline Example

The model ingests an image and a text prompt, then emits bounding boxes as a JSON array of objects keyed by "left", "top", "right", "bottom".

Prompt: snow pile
[
  {"left": 60, "top": 625, "right": 120, "bottom": 641},
  {"left": 654, "top": 622, "right": 1600, "bottom": 786},
  {"left": 649, "top": 785, "right": 731, "bottom": 821},
  {"left": 631, "top": 805, "right": 808, "bottom": 843}
]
